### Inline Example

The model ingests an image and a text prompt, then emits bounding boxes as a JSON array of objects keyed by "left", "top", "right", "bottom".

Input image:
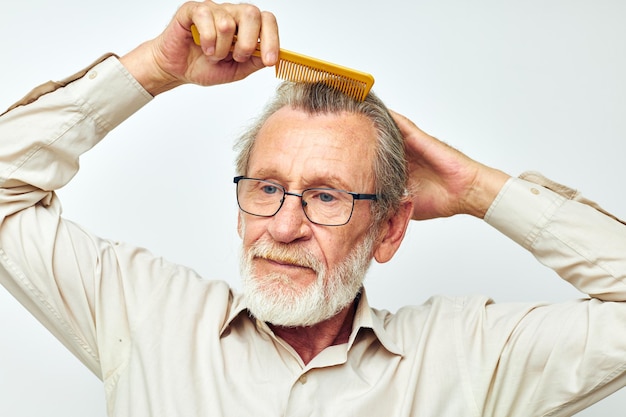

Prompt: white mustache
[{"left": 247, "top": 239, "right": 323, "bottom": 273}]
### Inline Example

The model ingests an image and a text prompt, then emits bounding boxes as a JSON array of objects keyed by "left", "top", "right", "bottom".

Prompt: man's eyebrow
[
  {"left": 248, "top": 169, "right": 355, "bottom": 191},
  {"left": 247, "top": 168, "right": 281, "bottom": 180},
  {"left": 300, "top": 174, "right": 354, "bottom": 191}
]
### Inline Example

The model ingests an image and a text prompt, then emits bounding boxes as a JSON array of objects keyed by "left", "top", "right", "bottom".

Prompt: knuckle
[
  {"left": 190, "top": 1, "right": 210, "bottom": 14},
  {"left": 214, "top": 15, "right": 236, "bottom": 35},
  {"left": 241, "top": 4, "right": 262, "bottom": 20},
  {"left": 261, "top": 11, "right": 277, "bottom": 25},
  {"left": 189, "top": 2, "right": 214, "bottom": 23}
]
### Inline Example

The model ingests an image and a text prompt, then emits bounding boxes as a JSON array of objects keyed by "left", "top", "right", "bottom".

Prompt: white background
[{"left": 1, "top": 0, "right": 625, "bottom": 415}]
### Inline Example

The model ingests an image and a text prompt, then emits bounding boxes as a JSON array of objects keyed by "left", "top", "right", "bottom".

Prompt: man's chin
[
  {"left": 244, "top": 287, "right": 326, "bottom": 327},
  {"left": 243, "top": 280, "right": 358, "bottom": 328}
]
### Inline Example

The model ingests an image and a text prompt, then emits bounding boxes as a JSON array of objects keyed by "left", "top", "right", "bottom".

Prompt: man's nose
[{"left": 267, "top": 193, "right": 311, "bottom": 243}]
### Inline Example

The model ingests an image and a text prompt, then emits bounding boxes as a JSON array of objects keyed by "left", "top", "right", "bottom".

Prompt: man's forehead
[
  {"left": 255, "top": 107, "right": 377, "bottom": 148},
  {"left": 248, "top": 108, "right": 377, "bottom": 189}
]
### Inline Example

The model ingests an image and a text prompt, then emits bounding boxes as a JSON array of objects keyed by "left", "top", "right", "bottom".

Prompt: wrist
[
  {"left": 119, "top": 41, "right": 183, "bottom": 96},
  {"left": 463, "top": 167, "right": 510, "bottom": 219}
]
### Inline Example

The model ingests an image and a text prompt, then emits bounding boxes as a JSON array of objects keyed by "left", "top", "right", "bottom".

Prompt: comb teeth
[
  {"left": 190, "top": 25, "right": 374, "bottom": 101},
  {"left": 276, "top": 60, "right": 370, "bottom": 101},
  {"left": 275, "top": 49, "right": 374, "bottom": 102}
]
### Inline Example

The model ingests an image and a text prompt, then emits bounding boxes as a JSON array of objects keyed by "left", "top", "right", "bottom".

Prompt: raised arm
[
  {"left": 391, "top": 108, "right": 626, "bottom": 296},
  {"left": 0, "top": 0, "right": 279, "bottom": 375},
  {"left": 390, "top": 109, "right": 626, "bottom": 414},
  {"left": 0, "top": 0, "right": 279, "bottom": 215}
]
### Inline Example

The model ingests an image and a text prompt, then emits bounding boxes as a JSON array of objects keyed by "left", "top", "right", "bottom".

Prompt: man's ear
[
  {"left": 373, "top": 200, "right": 413, "bottom": 263},
  {"left": 237, "top": 213, "right": 244, "bottom": 238}
]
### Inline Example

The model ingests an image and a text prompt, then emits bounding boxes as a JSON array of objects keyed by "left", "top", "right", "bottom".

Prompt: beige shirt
[{"left": 1, "top": 56, "right": 626, "bottom": 417}]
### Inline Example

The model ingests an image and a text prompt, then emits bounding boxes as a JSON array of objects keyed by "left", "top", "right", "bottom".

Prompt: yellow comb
[{"left": 191, "top": 25, "right": 374, "bottom": 101}]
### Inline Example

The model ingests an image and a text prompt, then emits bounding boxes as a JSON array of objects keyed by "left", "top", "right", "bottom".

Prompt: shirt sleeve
[
  {"left": 475, "top": 173, "right": 626, "bottom": 415},
  {"left": 484, "top": 173, "right": 626, "bottom": 301},
  {"left": 0, "top": 56, "right": 153, "bottom": 376}
]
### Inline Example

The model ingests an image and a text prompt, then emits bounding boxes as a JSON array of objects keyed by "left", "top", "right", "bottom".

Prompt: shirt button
[
  {"left": 88, "top": 71, "right": 98, "bottom": 80},
  {"left": 298, "top": 375, "right": 308, "bottom": 384},
  {"left": 530, "top": 187, "right": 540, "bottom": 195}
]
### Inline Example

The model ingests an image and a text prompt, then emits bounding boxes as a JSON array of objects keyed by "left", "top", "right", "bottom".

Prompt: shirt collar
[
  {"left": 349, "top": 289, "right": 404, "bottom": 356},
  {"left": 219, "top": 292, "right": 248, "bottom": 336},
  {"left": 220, "top": 288, "right": 404, "bottom": 357}
]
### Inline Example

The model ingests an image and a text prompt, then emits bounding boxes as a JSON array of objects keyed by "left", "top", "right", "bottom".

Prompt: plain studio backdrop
[{"left": 1, "top": 0, "right": 625, "bottom": 415}]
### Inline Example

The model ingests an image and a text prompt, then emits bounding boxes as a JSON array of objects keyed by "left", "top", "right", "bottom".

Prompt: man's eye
[
  {"left": 261, "top": 185, "right": 278, "bottom": 195},
  {"left": 318, "top": 192, "right": 336, "bottom": 203}
]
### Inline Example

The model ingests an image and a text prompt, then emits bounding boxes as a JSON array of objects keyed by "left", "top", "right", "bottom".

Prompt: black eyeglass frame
[{"left": 233, "top": 176, "right": 379, "bottom": 226}]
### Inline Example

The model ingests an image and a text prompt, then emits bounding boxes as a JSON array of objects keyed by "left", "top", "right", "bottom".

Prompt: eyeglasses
[{"left": 234, "top": 176, "right": 378, "bottom": 226}]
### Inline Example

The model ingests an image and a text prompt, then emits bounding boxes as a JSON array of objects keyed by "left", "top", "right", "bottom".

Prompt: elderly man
[{"left": 1, "top": 1, "right": 625, "bottom": 416}]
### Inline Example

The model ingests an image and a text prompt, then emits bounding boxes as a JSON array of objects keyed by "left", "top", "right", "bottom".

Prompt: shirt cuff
[
  {"left": 62, "top": 56, "right": 153, "bottom": 131},
  {"left": 484, "top": 177, "right": 568, "bottom": 250}
]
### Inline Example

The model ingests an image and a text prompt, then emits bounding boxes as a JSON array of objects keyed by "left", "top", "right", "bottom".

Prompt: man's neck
[{"left": 269, "top": 300, "right": 357, "bottom": 365}]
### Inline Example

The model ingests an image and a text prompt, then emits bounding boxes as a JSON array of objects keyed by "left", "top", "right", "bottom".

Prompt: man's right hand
[
  {"left": 390, "top": 110, "right": 510, "bottom": 221},
  {"left": 120, "top": 1, "right": 279, "bottom": 96}
]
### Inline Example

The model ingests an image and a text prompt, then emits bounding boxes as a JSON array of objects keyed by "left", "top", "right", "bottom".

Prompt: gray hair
[{"left": 235, "top": 82, "right": 408, "bottom": 224}]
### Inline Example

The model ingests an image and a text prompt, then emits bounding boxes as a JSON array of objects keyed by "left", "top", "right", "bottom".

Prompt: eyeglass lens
[{"left": 236, "top": 178, "right": 355, "bottom": 226}]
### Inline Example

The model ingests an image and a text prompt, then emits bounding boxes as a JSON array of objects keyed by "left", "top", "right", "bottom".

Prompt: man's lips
[{"left": 255, "top": 256, "right": 313, "bottom": 270}]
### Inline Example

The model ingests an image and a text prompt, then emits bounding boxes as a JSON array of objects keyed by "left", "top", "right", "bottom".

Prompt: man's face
[{"left": 238, "top": 106, "right": 380, "bottom": 326}]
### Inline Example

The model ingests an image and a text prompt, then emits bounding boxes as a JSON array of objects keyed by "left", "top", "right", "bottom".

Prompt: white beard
[{"left": 240, "top": 231, "right": 376, "bottom": 327}]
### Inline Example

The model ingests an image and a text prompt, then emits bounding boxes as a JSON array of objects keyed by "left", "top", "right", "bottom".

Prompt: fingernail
[{"left": 205, "top": 46, "right": 215, "bottom": 56}]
